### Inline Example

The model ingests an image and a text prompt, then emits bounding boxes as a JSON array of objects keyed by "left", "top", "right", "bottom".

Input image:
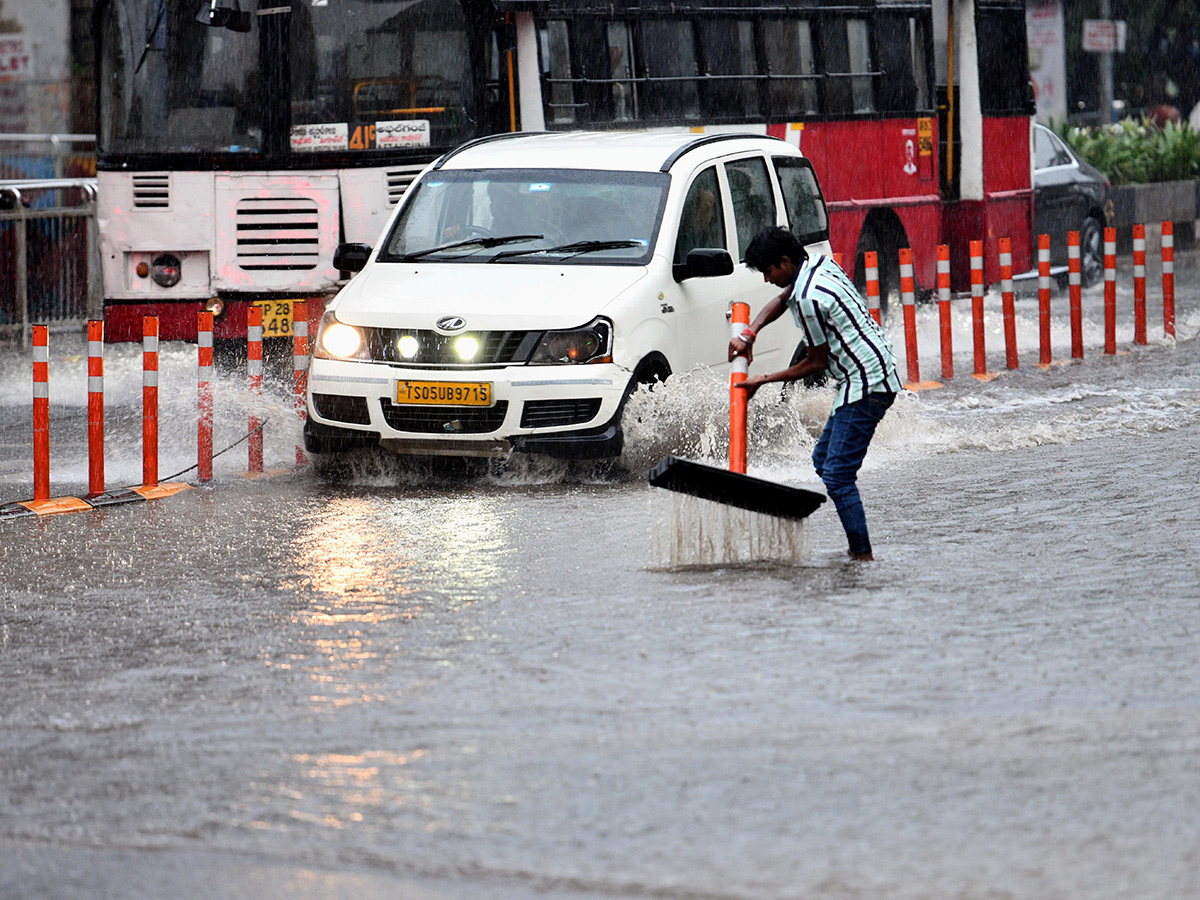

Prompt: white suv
[{"left": 305, "top": 130, "right": 830, "bottom": 461}]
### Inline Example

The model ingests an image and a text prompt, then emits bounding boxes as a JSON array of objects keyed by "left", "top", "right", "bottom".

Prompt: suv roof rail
[
  {"left": 658, "top": 132, "right": 784, "bottom": 172},
  {"left": 433, "top": 131, "right": 550, "bottom": 170}
]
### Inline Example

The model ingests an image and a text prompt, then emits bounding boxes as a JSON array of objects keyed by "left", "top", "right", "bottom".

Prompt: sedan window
[{"left": 1034, "top": 126, "right": 1073, "bottom": 170}]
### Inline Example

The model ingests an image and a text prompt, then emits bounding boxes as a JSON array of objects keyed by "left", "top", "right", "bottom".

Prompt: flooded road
[{"left": 2, "top": 258, "right": 1199, "bottom": 899}]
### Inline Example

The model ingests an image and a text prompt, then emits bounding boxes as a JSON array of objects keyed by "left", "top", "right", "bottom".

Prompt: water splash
[{"left": 649, "top": 488, "right": 811, "bottom": 569}]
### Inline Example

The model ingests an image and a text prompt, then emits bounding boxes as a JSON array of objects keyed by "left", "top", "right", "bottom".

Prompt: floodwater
[{"left": 1, "top": 256, "right": 1199, "bottom": 899}]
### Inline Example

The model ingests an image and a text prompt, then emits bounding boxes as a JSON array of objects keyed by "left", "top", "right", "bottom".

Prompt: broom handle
[{"left": 729, "top": 301, "right": 750, "bottom": 474}]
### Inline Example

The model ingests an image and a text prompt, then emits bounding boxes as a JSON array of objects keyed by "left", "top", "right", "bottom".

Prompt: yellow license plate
[
  {"left": 254, "top": 300, "right": 293, "bottom": 337},
  {"left": 396, "top": 380, "right": 493, "bottom": 407}
]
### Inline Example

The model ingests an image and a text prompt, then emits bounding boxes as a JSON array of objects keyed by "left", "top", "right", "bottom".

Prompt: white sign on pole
[{"left": 1082, "top": 19, "right": 1127, "bottom": 53}]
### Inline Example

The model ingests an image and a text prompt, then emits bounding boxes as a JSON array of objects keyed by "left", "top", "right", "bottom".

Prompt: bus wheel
[{"left": 854, "top": 222, "right": 902, "bottom": 320}]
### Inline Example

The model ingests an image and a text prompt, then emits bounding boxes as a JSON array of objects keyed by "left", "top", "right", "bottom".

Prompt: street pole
[{"left": 1100, "top": 0, "right": 1114, "bottom": 122}]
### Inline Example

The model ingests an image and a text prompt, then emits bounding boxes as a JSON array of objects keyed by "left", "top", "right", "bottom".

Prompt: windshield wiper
[
  {"left": 398, "top": 233, "right": 543, "bottom": 262},
  {"left": 492, "top": 239, "right": 645, "bottom": 261}
]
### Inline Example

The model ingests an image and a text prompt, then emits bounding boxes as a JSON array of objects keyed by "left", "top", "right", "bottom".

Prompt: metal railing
[
  {"left": 0, "top": 177, "right": 100, "bottom": 346},
  {"left": 0, "top": 132, "right": 96, "bottom": 180}
]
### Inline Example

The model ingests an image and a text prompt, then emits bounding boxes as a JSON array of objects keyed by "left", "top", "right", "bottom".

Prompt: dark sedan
[{"left": 1033, "top": 123, "right": 1114, "bottom": 288}]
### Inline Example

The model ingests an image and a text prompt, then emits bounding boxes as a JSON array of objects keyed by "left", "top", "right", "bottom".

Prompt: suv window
[
  {"left": 773, "top": 157, "right": 829, "bottom": 246},
  {"left": 674, "top": 166, "right": 726, "bottom": 264},
  {"left": 725, "top": 157, "right": 777, "bottom": 261}
]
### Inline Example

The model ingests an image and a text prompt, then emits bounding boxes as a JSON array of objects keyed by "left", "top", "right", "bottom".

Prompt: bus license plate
[
  {"left": 396, "top": 380, "right": 493, "bottom": 407},
  {"left": 254, "top": 300, "right": 293, "bottom": 337}
]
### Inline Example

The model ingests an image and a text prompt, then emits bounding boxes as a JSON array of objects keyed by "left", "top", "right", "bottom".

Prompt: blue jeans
[{"left": 812, "top": 392, "right": 895, "bottom": 556}]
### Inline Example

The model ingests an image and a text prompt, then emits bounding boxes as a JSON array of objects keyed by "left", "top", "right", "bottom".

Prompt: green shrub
[{"left": 1055, "top": 118, "right": 1200, "bottom": 185}]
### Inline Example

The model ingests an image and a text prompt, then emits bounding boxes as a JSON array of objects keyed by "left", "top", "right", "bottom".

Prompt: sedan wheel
[{"left": 1080, "top": 216, "right": 1104, "bottom": 288}]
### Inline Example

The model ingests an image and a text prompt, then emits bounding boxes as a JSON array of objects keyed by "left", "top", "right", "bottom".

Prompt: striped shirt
[{"left": 787, "top": 253, "right": 903, "bottom": 411}]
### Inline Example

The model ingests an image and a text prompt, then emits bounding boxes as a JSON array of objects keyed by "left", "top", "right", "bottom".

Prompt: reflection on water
[{"left": 282, "top": 491, "right": 513, "bottom": 711}]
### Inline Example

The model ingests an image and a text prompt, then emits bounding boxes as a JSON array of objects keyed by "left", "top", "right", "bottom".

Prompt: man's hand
[
  {"left": 728, "top": 335, "right": 754, "bottom": 363},
  {"left": 732, "top": 374, "right": 769, "bottom": 401}
]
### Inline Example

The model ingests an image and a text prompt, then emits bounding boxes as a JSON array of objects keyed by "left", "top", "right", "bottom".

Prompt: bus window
[
  {"left": 975, "top": 4, "right": 1034, "bottom": 114},
  {"left": 307, "top": 0, "right": 475, "bottom": 153},
  {"left": 773, "top": 158, "right": 830, "bottom": 247},
  {"left": 725, "top": 158, "right": 777, "bottom": 262},
  {"left": 540, "top": 20, "right": 577, "bottom": 126},
  {"left": 876, "top": 14, "right": 932, "bottom": 113},
  {"left": 823, "top": 18, "right": 875, "bottom": 115},
  {"left": 607, "top": 22, "right": 638, "bottom": 122},
  {"left": 640, "top": 20, "right": 700, "bottom": 120},
  {"left": 675, "top": 167, "right": 725, "bottom": 264},
  {"left": 99, "top": 0, "right": 261, "bottom": 154},
  {"left": 762, "top": 19, "right": 818, "bottom": 118},
  {"left": 699, "top": 20, "right": 760, "bottom": 120}
]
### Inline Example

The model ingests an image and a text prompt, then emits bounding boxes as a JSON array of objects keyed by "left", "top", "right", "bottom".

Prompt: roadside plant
[{"left": 1055, "top": 118, "right": 1200, "bottom": 185}]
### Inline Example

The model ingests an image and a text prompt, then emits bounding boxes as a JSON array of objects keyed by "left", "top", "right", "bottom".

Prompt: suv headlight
[
  {"left": 529, "top": 318, "right": 613, "bottom": 365},
  {"left": 314, "top": 311, "right": 369, "bottom": 360}
]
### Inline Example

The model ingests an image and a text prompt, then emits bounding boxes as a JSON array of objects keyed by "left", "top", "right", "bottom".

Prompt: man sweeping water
[{"left": 730, "top": 227, "right": 902, "bottom": 561}]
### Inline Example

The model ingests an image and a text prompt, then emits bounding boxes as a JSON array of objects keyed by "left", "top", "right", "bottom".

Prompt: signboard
[
  {"left": 290, "top": 123, "right": 350, "bottom": 152},
  {"left": 1027, "top": 0, "right": 1067, "bottom": 124},
  {"left": 1082, "top": 19, "right": 1126, "bottom": 53},
  {"left": 376, "top": 120, "right": 431, "bottom": 150},
  {"left": 0, "top": 38, "right": 33, "bottom": 80}
]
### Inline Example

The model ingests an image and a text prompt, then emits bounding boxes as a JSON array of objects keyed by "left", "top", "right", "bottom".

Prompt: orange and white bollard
[
  {"left": 1037, "top": 234, "right": 1052, "bottom": 366},
  {"left": 729, "top": 300, "right": 750, "bottom": 475},
  {"left": 32, "top": 325, "right": 50, "bottom": 502},
  {"left": 1133, "top": 224, "right": 1147, "bottom": 346},
  {"left": 293, "top": 300, "right": 309, "bottom": 467},
  {"left": 864, "top": 251, "right": 881, "bottom": 324},
  {"left": 999, "top": 238, "right": 1018, "bottom": 369},
  {"left": 143, "top": 316, "right": 159, "bottom": 488},
  {"left": 248, "top": 305, "right": 264, "bottom": 475},
  {"left": 1104, "top": 226, "right": 1117, "bottom": 355},
  {"left": 937, "top": 244, "right": 953, "bottom": 380},
  {"left": 1068, "top": 231, "right": 1083, "bottom": 359},
  {"left": 87, "top": 320, "right": 104, "bottom": 497},
  {"left": 970, "top": 240, "right": 987, "bottom": 377},
  {"left": 899, "top": 248, "right": 920, "bottom": 384},
  {"left": 198, "top": 311, "right": 214, "bottom": 483},
  {"left": 1162, "top": 220, "right": 1175, "bottom": 338},
  {"left": 833, "top": 251, "right": 844, "bottom": 271}
]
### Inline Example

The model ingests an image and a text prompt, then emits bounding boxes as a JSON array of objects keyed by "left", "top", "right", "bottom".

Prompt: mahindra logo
[{"left": 436, "top": 316, "right": 467, "bottom": 332}]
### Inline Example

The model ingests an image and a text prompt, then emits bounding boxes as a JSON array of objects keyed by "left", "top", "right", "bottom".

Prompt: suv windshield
[{"left": 379, "top": 169, "right": 669, "bottom": 264}]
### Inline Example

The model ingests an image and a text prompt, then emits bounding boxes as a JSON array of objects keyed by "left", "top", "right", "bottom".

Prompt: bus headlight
[
  {"left": 315, "top": 312, "right": 368, "bottom": 360},
  {"left": 529, "top": 318, "right": 613, "bottom": 365}
]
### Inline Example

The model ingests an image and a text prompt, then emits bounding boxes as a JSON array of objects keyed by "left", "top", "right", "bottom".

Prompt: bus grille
[
  {"left": 386, "top": 164, "right": 425, "bottom": 204},
  {"left": 235, "top": 197, "right": 320, "bottom": 270},
  {"left": 132, "top": 174, "right": 170, "bottom": 209}
]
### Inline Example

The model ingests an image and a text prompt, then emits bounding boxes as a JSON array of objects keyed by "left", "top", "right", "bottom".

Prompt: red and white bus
[{"left": 95, "top": 0, "right": 1034, "bottom": 343}]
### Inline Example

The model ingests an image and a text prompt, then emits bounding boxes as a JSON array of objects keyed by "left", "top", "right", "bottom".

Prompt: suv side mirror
[
  {"left": 672, "top": 248, "right": 734, "bottom": 283},
  {"left": 333, "top": 242, "right": 372, "bottom": 273}
]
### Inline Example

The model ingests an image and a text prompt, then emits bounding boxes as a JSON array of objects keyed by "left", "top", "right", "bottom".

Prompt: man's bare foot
[{"left": 848, "top": 550, "right": 874, "bottom": 561}]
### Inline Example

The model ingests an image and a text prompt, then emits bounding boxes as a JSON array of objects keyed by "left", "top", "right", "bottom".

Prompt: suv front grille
[
  {"left": 520, "top": 398, "right": 602, "bottom": 429},
  {"left": 365, "top": 329, "right": 540, "bottom": 367},
  {"left": 312, "top": 393, "right": 371, "bottom": 425},
  {"left": 382, "top": 401, "right": 509, "bottom": 434}
]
